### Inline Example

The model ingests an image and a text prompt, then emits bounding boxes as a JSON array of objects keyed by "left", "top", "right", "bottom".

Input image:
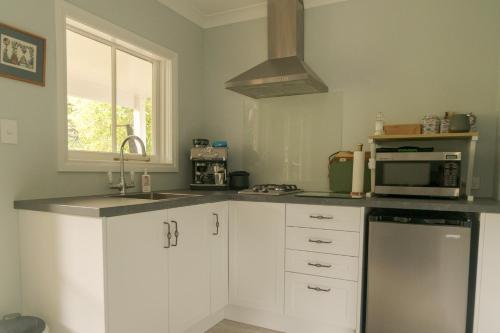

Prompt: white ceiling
[{"left": 157, "top": 0, "right": 347, "bottom": 28}]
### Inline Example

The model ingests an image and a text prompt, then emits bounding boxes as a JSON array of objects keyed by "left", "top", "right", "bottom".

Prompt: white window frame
[{"left": 56, "top": 1, "right": 178, "bottom": 172}]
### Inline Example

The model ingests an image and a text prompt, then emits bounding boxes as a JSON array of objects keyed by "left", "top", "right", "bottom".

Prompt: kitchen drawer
[
  {"left": 286, "top": 227, "right": 359, "bottom": 256},
  {"left": 286, "top": 249, "right": 358, "bottom": 281},
  {"left": 285, "top": 272, "right": 357, "bottom": 329},
  {"left": 286, "top": 204, "right": 361, "bottom": 232}
]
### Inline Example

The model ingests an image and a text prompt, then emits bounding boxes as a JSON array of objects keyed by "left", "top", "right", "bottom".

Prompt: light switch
[{"left": 1, "top": 119, "right": 18, "bottom": 144}]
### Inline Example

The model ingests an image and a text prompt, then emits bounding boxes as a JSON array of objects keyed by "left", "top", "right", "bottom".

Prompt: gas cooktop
[{"left": 238, "top": 184, "right": 303, "bottom": 196}]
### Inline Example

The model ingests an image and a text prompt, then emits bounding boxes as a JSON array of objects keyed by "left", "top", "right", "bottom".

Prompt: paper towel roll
[{"left": 351, "top": 145, "right": 365, "bottom": 197}]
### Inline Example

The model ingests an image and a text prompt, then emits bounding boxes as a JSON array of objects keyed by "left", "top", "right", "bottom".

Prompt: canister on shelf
[
  {"left": 440, "top": 112, "right": 451, "bottom": 133},
  {"left": 374, "top": 112, "right": 384, "bottom": 135},
  {"left": 422, "top": 114, "right": 441, "bottom": 134},
  {"left": 467, "top": 113, "right": 477, "bottom": 132}
]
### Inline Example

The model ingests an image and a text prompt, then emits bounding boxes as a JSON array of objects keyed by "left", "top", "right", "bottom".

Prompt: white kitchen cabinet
[
  {"left": 108, "top": 203, "right": 227, "bottom": 333},
  {"left": 209, "top": 202, "right": 229, "bottom": 313},
  {"left": 167, "top": 204, "right": 212, "bottom": 333},
  {"left": 286, "top": 204, "right": 362, "bottom": 232},
  {"left": 475, "top": 214, "right": 500, "bottom": 333},
  {"left": 229, "top": 201, "right": 286, "bottom": 314},
  {"left": 285, "top": 272, "right": 357, "bottom": 329},
  {"left": 286, "top": 227, "right": 359, "bottom": 256},
  {"left": 106, "top": 210, "right": 170, "bottom": 333},
  {"left": 19, "top": 211, "right": 107, "bottom": 333},
  {"left": 108, "top": 203, "right": 228, "bottom": 333},
  {"left": 284, "top": 204, "right": 364, "bottom": 333},
  {"left": 285, "top": 249, "right": 358, "bottom": 281},
  {"left": 19, "top": 203, "right": 229, "bottom": 333}
]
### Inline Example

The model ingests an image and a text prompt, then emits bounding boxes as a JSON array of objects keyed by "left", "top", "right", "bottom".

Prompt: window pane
[
  {"left": 66, "top": 29, "right": 112, "bottom": 152},
  {"left": 116, "top": 50, "right": 154, "bottom": 155}
]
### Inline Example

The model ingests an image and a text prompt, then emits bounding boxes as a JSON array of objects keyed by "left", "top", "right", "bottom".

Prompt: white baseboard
[{"left": 186, "top": 309, "right": 225, "bottom": 333}]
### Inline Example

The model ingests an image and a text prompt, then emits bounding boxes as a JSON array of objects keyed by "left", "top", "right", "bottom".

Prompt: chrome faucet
[{"left": 109, "top": 135, "right": 148, "bottom": 195}]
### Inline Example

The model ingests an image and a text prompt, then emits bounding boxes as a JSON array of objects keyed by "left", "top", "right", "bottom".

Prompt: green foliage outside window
[{"left": 68, "top": 96, "right": 153, "bottom": 155}]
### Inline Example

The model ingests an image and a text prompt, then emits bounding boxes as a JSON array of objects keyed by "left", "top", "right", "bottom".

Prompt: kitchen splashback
[{"left": 242, "top": 92, "right": 343, "bottom": 190}]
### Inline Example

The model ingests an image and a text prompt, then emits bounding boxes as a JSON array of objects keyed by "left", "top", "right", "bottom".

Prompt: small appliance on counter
[
  {"left": 190, "top": 141, "right": 229, "bottom": 190},
  {"left": 229, "top": 171, "right": 250, "bottom": 190},
  {"left": 374, "top": 151, "right": 461, "bottom": 198},
  {"left": 328, "top": 151, "right": 371, "bottom": 194},
  {"left": 192, "top": 138, "right": 209, "bottom": 148},
  {"left": 239, "top": 184, "right": 303, "bottom": 196},
  {"left": 212, "top": 140, "right": 228, "bottom": 148}
]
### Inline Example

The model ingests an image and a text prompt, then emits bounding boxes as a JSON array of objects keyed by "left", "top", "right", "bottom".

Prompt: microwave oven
[{"left": 374, "top": 152, "right": 461, "bottom": 198}]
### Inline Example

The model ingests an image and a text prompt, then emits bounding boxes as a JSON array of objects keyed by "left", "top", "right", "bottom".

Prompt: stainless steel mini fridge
[{"left": 365, "top": 209, "right": 477, "bottom": 333}]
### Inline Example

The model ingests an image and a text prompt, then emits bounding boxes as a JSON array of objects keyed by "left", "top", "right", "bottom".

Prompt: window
[{"left": 57, "top": 4, "right": 178, "bottom": 172}]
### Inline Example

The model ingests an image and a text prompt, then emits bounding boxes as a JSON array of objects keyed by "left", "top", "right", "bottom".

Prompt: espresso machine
[{"left": 190, "top": 144, "right": 229, "bottom": 190}]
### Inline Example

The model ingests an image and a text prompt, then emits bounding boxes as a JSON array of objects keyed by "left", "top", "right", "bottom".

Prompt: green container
[{"left": 328, "top": 152, "right": 371, "bottom": 193}]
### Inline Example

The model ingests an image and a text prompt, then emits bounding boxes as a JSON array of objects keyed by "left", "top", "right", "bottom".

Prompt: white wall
[
  {"left": 202, "top": 0, "right": 500, "bottom": 195},
  {"left": 0, "top": 0, "right": 204, "bottom": 316}
]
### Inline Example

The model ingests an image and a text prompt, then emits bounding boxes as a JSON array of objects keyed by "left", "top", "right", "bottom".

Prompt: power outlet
[
  {"left": 472, "top": 177, "right": 480, "bottom": 190},
  {"left": 0, "top": 119, "right": 18, "bottom": 145}
]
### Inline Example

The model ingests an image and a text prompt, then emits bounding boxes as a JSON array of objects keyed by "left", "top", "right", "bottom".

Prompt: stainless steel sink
[{"left": 114, "top": 192, "right": 202, "bottom": 201}]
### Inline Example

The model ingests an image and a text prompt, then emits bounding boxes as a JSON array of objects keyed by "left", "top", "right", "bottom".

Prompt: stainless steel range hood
[{"left": 225, "top": 0, "right": 328, "bottom": 99}]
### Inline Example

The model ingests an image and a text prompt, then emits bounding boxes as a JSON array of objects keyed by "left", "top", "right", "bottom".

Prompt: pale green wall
[
  {"left": 203, "top": 0, "right": 500, "bottom": 195},
  {"left": 2, "top": 0, "right": 500, "bottom": 318},
  {"left": 0, "top": 0, "right": 204, "bottom": 315}
]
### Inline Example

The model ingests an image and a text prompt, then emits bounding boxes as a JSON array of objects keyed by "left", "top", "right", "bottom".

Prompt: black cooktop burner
[{"left": 239, "top": 184, "right": 303, "bottom": 195}]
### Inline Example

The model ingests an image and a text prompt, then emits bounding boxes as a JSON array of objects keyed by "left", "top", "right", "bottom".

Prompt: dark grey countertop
[{"left": 13, "top": 189, "right": 500, "bottom": 218}]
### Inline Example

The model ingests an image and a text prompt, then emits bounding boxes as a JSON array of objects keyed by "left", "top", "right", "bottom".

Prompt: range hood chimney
[{"left": 225, "top": 0, "right": 328, "bottom": 99}]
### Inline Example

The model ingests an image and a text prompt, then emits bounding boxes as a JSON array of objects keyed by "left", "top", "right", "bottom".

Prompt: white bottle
[
  {"left": 375, "top": 112, "right": 384, "bottom": 135},
  {"left": 142, "top": 169, "right": 151, "bottom": 193}
]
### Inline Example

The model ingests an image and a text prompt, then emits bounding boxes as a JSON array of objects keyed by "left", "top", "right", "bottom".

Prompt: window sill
[{"left": 58, "top": 159, "right": 179, "bottom": 173}]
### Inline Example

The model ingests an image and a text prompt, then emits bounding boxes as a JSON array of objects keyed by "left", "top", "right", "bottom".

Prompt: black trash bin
[{"left": 0, "top": 314, "right": 46, "bottom": 333}]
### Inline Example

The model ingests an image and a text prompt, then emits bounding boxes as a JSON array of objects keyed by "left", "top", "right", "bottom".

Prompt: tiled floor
[{"left": 206, "top": 320, "right": 283, "bottom": 333}]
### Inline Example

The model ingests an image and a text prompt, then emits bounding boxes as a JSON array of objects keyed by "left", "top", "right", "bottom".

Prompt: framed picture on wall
[{"left": 0, "top": 23, "right": 46, "bottom": 86}]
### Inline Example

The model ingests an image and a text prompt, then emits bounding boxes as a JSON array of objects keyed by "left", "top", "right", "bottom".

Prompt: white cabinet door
[
  {"left": 476, "top": 214, "right": 500, "bottom": 333},
  {"left": 209, "top": 202, "right": 229, "bottom": 314},
  {"left": 285, "top": 272, "right": 357, "bottom": 329},
  {"left": 106, "top": 210, "right": 170, "bottom": 333},
  {"left": 168, "top": 204, "right": 211, "bottom": 333},
  {"left": 229, "top": 202, "right": 286, "bottom": 313}
]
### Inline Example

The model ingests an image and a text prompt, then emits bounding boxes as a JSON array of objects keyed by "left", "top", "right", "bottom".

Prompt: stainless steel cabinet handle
[
  {"left": 308, "top": 239, "right": 333, "bottom": 244},
  {"left": 308, "top": 262, "right": 333, "bottom": 268},
  {"left": 163, "top": 222, "right": 172, "bottom": 249},
  {"left": 171, "top": 220, "right": 179, "bottom": 247},
  {"left": 212, "top": 213, "right": 220, "bottom": 236},
  {"left": 309, "top": 214, "right": 334, "bottom": 220},
  {"left": 307, "top": 285, "right": 331, "bottom": 292}
]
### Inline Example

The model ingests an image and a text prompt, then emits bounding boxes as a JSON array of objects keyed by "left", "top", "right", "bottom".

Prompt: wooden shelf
[{"left": 369, "top": 132, "right": 479, "bottom": 142}]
